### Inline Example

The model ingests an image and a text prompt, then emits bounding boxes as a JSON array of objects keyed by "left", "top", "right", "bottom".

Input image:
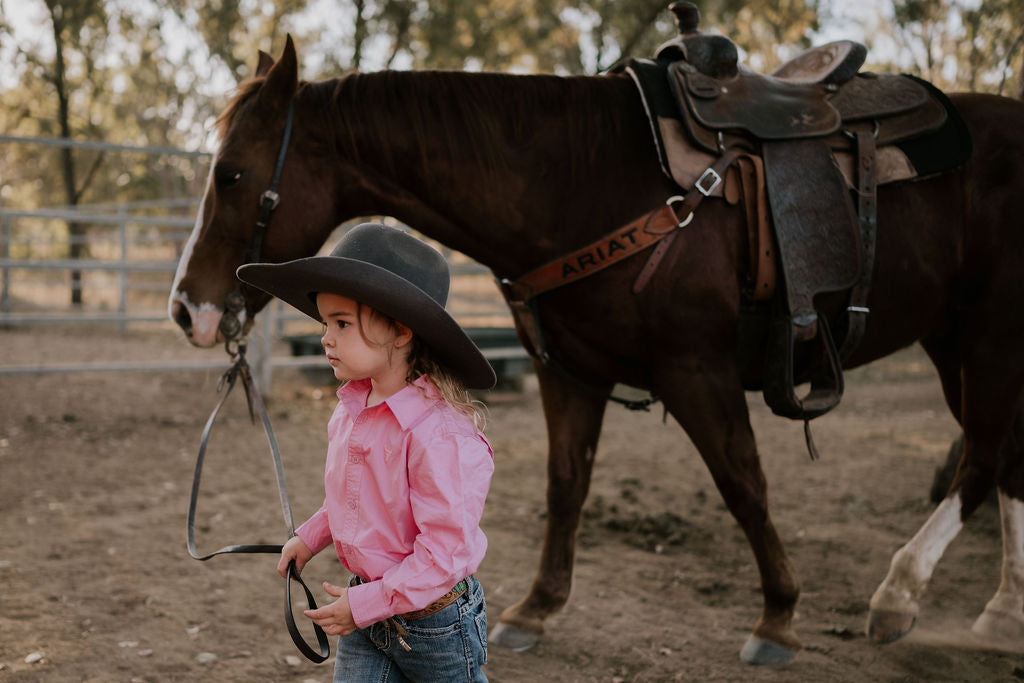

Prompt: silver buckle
[
  {"left": 695, "top": 167, "right": 722, "bottom": 197},
  {"left": 260, "top": 189, "right": 281, "bottom": 210},
  {"left": 665, "top": 195, "right": 695, "bottom": 228}
]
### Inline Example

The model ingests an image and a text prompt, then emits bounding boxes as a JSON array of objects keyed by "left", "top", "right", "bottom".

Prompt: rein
[
  {"left": 188, "top": 99, "right": 330, "bottom": 663},
  {"left": 187, "top": 342, "right": 329, "bottom": 662}
]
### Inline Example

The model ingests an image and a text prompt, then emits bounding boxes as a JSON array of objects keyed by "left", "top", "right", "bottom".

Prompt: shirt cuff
[
  {"left": 295, "top": 513, "right": 332, "bottom": 555},
  {"left": 347, "top": 580, "right": 391, "bottom": 628}
]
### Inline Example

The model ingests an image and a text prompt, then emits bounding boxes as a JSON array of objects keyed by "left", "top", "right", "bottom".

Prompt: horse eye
[{"left": 215, "top": 167, "right": 243, "bottom": 190}]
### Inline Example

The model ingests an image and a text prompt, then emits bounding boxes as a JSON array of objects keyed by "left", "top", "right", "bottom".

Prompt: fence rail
[
  {"left": 2, "top": 135, "right": 524, "bottom": 386},
  {"left": 1, "top": 208, "right": 523, "bottom": 388}
]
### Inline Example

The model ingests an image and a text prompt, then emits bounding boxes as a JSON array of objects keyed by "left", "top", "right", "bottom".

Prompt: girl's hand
[
  {"left": 304, "top": 582, "right": 357, "bottom": 636},
  {"left": 277, "top": 535, "right": 314, "bottom": 578}
]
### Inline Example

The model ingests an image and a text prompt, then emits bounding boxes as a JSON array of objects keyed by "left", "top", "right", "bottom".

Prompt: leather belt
[{"left": 349, "top": 576, "right": 472, "bottom": 620}]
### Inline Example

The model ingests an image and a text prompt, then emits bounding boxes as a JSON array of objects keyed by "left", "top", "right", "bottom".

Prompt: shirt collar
[{"left": 337, "top": 375, "right": 441, "bottom": 430}]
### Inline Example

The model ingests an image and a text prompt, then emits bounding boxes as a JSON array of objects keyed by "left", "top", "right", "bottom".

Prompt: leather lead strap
[
  {"left": 191, "top": 98, "right": 328, "bottom": 662},
  {"left": 186, "top": 348, "right": 330, "bottom": 663}
]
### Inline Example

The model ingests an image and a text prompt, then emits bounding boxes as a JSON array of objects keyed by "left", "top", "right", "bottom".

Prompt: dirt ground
[{"left": 2, "top": 324, "right": 1024, "bottom": 682}]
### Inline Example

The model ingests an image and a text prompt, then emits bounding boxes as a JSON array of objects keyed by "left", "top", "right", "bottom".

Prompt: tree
[
  {"left": 44, "top": 0, "right": 108, "bottom": 305},
  {"left": 883, "top": 0, "right": 1024, "bottom": 95}
]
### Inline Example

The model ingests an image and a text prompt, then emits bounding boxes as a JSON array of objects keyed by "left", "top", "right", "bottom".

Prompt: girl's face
[{"left": 316, "top": 293, "right": 412, "bottom": 385}]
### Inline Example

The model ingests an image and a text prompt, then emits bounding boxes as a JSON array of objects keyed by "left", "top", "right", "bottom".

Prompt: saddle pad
[
  {"left": 892, "top": 75, "right": 972, "bottom": 177},
  {"left": 762, "top": 139, "right": 860, "bottom": 323},
  {"left": 623, "top": 58, "right": 726, "bottom": 195}
]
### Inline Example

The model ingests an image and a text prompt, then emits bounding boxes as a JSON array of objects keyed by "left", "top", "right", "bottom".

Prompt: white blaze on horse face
[
  {"left": 972, "top": 491, "right": 1024, "bottom": 639},
  {"left": 869, "top": 492, "right": 964, "bottom": 616},
  {"left": 168, "top": 166, "right": 246, "bottom": 347}
]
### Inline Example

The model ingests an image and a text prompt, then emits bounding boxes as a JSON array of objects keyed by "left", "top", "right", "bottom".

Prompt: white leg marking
[
  {"left": 972, "top": 491, "right": 1024, "bottom": 640},
  {"left": 870, "top": 492, "right": 964, "bottom": 616}
]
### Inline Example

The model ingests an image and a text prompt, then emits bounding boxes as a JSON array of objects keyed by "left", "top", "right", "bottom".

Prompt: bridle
[
  {"left": 186, "top": 100, "right": 331, "bottom": 663},
  {"left": 217, "top": 99, "right": 296, "bottom": 342}
]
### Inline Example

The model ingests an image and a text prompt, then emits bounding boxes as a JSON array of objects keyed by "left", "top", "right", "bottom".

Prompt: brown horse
[{"left": 169, "top": 37, "right": 1024, "bottom": 664}]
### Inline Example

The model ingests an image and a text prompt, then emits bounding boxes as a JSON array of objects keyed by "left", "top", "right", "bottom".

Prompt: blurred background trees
[
  {"left": 1, "top": 0, "right": 1022, "bottom": 303},
  {"left": 4, "top": 0, "right": 1021, "bottom": 182}
]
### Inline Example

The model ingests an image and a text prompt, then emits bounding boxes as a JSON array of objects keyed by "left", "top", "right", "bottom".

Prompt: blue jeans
[{"left": 333, "top": 577, "right": 487, "bottom": 682}]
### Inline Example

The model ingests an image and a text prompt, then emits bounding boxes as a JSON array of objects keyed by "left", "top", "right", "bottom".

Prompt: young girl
[{"left": 237, "top": 222, "right": 496, "bottom": 682}]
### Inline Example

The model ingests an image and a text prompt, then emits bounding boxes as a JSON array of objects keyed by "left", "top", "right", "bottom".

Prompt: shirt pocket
[{"left": 381, "top": 433, "right": 405, "bottom": 463}]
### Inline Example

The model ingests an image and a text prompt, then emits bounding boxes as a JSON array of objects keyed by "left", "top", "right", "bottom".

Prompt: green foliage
[
  {"left": 1, "top": 0, "right": 1022, "bottom": 219},
  {"left": 883, "top": 0, "right": 1024, "bottom": 95}
]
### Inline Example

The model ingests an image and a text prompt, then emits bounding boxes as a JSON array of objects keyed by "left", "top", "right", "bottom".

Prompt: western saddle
[{"left": 650, "top": 2, "right": 956, "bottom": 424}]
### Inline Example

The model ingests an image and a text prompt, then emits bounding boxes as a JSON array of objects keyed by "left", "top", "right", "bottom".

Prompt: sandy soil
[{"left": 2, "top": 324, "right": 1023, "bottom": 681}]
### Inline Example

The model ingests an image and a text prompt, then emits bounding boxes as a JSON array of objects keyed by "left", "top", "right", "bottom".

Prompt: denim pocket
[
  {"left": 473, "top": 605, "right": 488, "bottom": 666},
  {"left": 366, "top": 621, "right": 390, "bottom": 651},
  {"left": 401, "top": 602, "right": 461, "bottom": 640}
]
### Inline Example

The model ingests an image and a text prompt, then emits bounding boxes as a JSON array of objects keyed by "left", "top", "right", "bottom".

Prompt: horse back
[{"left": 839, "top": 92, "right": 1024, "bottom": 367}]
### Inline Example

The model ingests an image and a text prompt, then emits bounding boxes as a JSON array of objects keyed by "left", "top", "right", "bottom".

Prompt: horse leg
[
  {"left": 654, "top": 353, "right": 801, "bottom": 665},
  {"left": 490, "top": 363, "right": 609, "bottom": 651},
  {"left": 971, "top": 412, "right": 1024, "bottom": 642},
  {"left": 868, "top": 333, "right": 1024, "bottom": 642}
]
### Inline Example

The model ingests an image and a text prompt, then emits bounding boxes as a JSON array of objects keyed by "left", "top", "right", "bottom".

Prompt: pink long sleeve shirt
[{"left": 295, "top": 375, "right": 494, "bottom": 629}]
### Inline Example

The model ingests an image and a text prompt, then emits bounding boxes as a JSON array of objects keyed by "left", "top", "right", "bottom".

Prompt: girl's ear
[{"left": 394, "top": 322, "right": 414, "bottom": 349}]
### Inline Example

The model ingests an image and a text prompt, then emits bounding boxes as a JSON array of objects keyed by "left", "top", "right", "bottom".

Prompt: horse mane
[
  {"left": 216, "top": 78, "right": 265, "bottom": 139},
  {"left": 216, "top": 68, "right": 634, "bottom": 186},
  {"left": 318, "top": 69, "right": 631, "bottom": 184}
]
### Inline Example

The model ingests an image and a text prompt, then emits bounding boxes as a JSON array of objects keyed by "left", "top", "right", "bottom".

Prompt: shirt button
[
  {"left": 349, "top": 454, "right": 360, "bottom": 464},
  {"left": 348, "top": 500, "right": 357, "bottom": 509}
]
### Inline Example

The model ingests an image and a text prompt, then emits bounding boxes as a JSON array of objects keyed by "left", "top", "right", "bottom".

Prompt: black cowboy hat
[{"left": 236, "top": 222, "right": 496, "bottom": 390}]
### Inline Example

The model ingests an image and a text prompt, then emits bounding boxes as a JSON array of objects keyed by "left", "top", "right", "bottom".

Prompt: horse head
[{"left": 169, "top": 36, "right": 337, "bottom": 347}]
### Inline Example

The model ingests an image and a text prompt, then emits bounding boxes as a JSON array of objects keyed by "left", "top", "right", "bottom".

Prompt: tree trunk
[
  {"left": 48, "top": 1, "right": 85, "bottom": 306},
  {"left": 353, "top": 0, "right": 367, "bottom": 69},
  {"left": 1017, "top": 56, "right": 1024, "bottom": 100}
]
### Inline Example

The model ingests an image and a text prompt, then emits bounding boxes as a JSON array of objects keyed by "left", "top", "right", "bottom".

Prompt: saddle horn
[
  {"left": 669, "top": 1, "right": 701, "bottom": 35},
  {"left": 657, "top": 3, "right": 738, "bottom": 79}
]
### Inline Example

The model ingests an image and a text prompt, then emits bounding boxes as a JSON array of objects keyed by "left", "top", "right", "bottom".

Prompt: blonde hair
[
  {"left": 405, "top": 337, "right": 488, "bottom": 432},
  {"left": 350, "top": 303, "right": 488, "bottom": 432}
]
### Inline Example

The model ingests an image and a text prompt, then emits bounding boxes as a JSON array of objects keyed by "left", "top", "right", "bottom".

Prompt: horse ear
[
  {"left": 255, "top": 50, "right": 274, "bottom": 78},
  {"left": 258, "top": 34, "right": 298, "bottom": 113}
]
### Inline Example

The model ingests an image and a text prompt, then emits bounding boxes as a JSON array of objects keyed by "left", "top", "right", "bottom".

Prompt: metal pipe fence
[
  {"left": 1, "top": 136, "right": 523, "bottom": 388},
  {"left": 0, "top": 208, "right": 522, "bottom": 388}
]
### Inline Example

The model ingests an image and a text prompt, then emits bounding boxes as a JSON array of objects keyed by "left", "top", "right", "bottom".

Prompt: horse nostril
[{"left": 171, "top": 300, "right": 193, "bottom": 335}]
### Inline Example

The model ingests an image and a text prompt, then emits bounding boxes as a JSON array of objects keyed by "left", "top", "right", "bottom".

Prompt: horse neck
[{"left": 320, "top": 70, "right": 669, "bottom": 276}]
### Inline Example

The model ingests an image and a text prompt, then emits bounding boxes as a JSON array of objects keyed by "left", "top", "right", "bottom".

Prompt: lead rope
[{"left": 186, "top": 340, "right": 330, "bottom": 663}]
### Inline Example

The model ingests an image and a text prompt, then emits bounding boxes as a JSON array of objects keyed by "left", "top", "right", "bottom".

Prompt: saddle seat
[{"left": 671, "top": 51, "right": 947, "bottom": 151}]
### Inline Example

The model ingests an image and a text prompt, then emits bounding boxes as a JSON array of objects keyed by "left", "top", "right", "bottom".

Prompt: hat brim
[{"left": 237, "top": 257, "right": 497, "bottom": 390}]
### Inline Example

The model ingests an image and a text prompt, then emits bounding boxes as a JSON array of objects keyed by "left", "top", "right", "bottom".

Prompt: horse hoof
[
  {"left": 490, "top": 622, "right": 540, "bottom": 652},
  {"left": 739, "top": 635, "right": 796, "bottom": 665},
  {"left": 972, "top": 609, "right": 1024, "bottom": 641},
  {"left": 866, "top": 610, "right": 916, "bottom": 644}
]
